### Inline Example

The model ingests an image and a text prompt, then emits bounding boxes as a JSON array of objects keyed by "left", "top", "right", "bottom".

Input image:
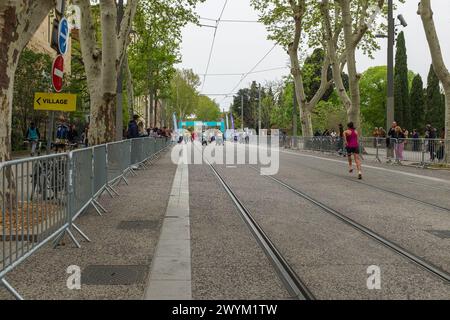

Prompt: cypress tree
[
  {"left": 425, "top": 65, "right": 445, "bottom": 129},
  {"left": 409, "top": 74, "right": 425, "bottom": 132},
  {"left": 394, "top": 31, "right": 410, "bottom": 129}
]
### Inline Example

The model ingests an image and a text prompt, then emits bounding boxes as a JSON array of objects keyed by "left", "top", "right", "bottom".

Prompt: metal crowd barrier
[
  {"left": 0, "top": 136, "right": 172, "bottom": 299},
  {"left": 281, "top": 136, "right": 448, "bottom": 166}
]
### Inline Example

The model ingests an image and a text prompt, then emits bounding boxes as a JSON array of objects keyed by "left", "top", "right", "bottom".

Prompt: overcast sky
[{"left": 176, "top": 0, "right": 450, "bottom": 111}]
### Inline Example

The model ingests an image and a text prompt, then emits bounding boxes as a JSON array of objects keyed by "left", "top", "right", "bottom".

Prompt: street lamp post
[
  {"left": 258, "top": 85, "right": 262, "bottom": 134},
  {"left": 292, "top": 82, "right": 297, "bottom": 148},
  {"left": 241, "top": 95, "right": 244, "bottom": 130},
  {"left": 387, "top": 0, "right": 395, "bottom": 132},
  {"left": 377, "top": 1, "right": 407, "bottom": 132}
]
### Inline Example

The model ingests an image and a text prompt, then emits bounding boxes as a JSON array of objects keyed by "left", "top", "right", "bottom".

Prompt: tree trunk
[
  {"left": 0, "top": 1, "right": 54, "bottom": 161},
  {"left": 340, "top": 0, "right": 361, "bottom": 130},
  {"left": 75, "top": 0, "right": 137, "bottom": 145},
  {"left": 418, "top": 0, "right": 450, "bottom": 161},
  {"left": 89, "top": 92, "right": 116, "bottom": 145},
  {"left": 289, "top": 48, "right": 313, "bottom": 137},
  {"left": 124, "top": 56, "right": 134, "bottom": 118},
  {"left": 149, "top": 90, "right": 154, "bottom": 128},
  {"left": 299, "top": 106, "right": 313, "bottom": 138}
]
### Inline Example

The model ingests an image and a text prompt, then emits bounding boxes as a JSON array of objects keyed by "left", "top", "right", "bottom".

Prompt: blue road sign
[{"left": 58, "top": 17, "right": 69, "bottom": 55}]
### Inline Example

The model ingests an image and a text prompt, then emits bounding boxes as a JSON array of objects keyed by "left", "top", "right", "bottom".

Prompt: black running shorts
[{"left": 346, "top": 146, "right": 359, "bottom": 155}]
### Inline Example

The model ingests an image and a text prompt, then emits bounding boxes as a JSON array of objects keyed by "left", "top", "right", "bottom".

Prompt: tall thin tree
[
  {"left": 394, "top": 31, "right": 410, "bottom": 129},
  {"left": 409, "top": 74, "right": 425, "bottom": 132}
]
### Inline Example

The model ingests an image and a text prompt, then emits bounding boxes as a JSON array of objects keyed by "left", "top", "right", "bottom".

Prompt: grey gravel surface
[
  {"left": 189, "top": 163, "right": 289, "bottom": 300},
  {"left": 282, "top": 150, "right": 450, "bottom": 208},
  {"left": 0, "top": 150, "right": 176, "bottom": 300},
  {"left": 214, "top": 164, "right": 450, "bottom": 299},
  {"left": 283, "top": 148, "right": 450, "bottom": 181},
  {"left": 273, "top": 151, "right": 450, "bottom": 274}
]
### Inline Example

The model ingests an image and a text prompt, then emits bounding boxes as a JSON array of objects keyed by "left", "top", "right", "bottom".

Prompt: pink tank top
[{"left": 346, "top": 129, "right": 359, "bottom": 148}]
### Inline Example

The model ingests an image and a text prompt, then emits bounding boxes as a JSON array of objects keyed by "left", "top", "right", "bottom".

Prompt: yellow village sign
[{"left": 34, "top": 92, "right": 77, "bottom": 112}]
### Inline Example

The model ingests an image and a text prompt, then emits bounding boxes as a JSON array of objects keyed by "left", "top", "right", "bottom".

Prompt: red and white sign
[{"left": 52, "top": 55, "right": 64, "bottom": 92}]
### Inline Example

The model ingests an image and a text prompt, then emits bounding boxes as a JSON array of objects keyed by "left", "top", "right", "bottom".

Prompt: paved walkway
[
  {"left": 0, "top": 149, "right": 176, "bottom": 300},
  {"left": 144, "top": 162, "right": 191, "bottom": 300}
]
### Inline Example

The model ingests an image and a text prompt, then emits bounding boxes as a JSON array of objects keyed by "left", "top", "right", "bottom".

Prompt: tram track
[
  {"left": 286, "top": 161, "right": 450, "bottom": 214},
  {"left": 248, "top": 165, "right": 450, "bottom": 284},
  {"left": 192, "top": 142, "right": 315, "bottom": 300}
]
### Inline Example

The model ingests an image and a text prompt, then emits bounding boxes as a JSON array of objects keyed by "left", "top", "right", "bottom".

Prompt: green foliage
[
  {"left": 410, "top": 74, "right": 425, "bottom": 132},
  {"left": 426, "top": 65, "right": 445, "bottom": 130},
  {"left": 311, "top": 98, "right": 347, "bottom": 133},
  {"left": 302, "top": 48, "right": 333, "bottom": 101},
  {"left": 12, "top": 49, "right": 52, "bottom": 150},
  {"left": 128, "top": 0, "right": 201, "bottom": 101},
  {"left": 394, "top": 31, "right": 410, "bottom": 129},
  {"left": 167, "top": 69, "right": 200, "bottom": 120},
  {"left": 269, "top": 82, "right": 296, "bottom": 133},
  {"left": 360, "top": 66, "right": 387, "bottom": 133},
  {"left": 195, "top": 96, "right": 220, "bottom": 121},
  {"left": 64, "top": 38, "right": 89, "bottom": 124}
]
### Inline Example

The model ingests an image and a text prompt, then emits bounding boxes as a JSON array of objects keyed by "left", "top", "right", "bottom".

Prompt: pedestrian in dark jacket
[{"left": 127, "top": 115, "right": 140, "bottom": 139}]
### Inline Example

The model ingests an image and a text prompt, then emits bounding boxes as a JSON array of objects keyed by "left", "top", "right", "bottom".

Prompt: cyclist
[
  {"left": 26, "top": 122, "right": 41, "bottom": 156},
  {"left": 344, "top": 122, "right": 362, "bottom": 180},
  {"left": 55, "top": 121, "right": 69, "bottom": 153}
]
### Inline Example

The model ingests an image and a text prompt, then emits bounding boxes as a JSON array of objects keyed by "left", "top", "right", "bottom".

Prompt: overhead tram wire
[
  {"left": 200, "top": 16, "right": 261, "bottom": 23},
  {"left": 199, "top": 66, "right": 289, "bottom": 77},
  {"left": 219, "top": 44, "right": 277, "bottom": 105},
  {"left": 201, "top": 0, "right": 229, "bottom": 92}
]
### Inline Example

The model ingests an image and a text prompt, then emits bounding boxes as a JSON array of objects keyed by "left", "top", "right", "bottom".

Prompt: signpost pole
[{"left": 47, "top": 112, "right": 54, "bottom": 154}]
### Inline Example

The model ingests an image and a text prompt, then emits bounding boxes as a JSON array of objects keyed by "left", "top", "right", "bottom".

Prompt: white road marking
[
  {"left": 144, "top": 162, "right": 191, "bottom": 300},
  {"left": 281, "top": 150, "right": 450, "bottom": 185}
]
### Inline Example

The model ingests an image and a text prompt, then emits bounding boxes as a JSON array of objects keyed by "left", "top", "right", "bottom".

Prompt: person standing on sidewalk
[
  {"left": 127, "top": 115, "right": 139, "bottom": 139},
  {"left": 394, "top": 126, "right": 405, "bottom": 162},
  {"left": 386, "top": 121, "right": 397, "bottom": 163},
  {"left": 344, "top": 122, "right": 362, "bottom": 180},
  {"left": 26, "top": 122, "right": 40, "bottom": 156}
]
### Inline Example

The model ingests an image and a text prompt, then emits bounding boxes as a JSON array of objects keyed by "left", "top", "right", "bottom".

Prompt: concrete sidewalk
[{"left": 0, "top": 149, "right": 176, "bottom": 300}]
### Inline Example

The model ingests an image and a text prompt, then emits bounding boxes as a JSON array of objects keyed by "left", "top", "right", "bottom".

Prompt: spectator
[
  {"left": 26, "top": 122, "right": 40, "bottom": 156},
  {"left": 55, "top": 120, "right": 69, "bottom": 153},
  {"left": 138, "top": 122, "right": 145, "bottom": 136},
  {"left": 81, "top": 126, "right": 89, "bottom": 147},
  {"left": 412, "top": 129, "right": 420, "bottom": 152},
  {"left": 337, "top": 124, "right": 344, "bottom": 156},
  {"left": 127, "top": 115, "right": 139, "bottom": 139},
  {"left": 372, "top": 127, "right": 379, "bottom": 147},
  {"left": 330, "top": 130, "right": 337, "bottom": 138},
  {"left": 67, "top": 124, "right": 79, "bottom": 144},
  {"left": 394, "top": 126, "right": 405, "bottom": 162},
  {"left": 437, "top": 127, "right": 445, "bottom": 161},
  {"left": 425, "top": 124, "right": 437, "bottom": 161},
  {"left": 386, "top": 121, "right": 397, "bottom": 163}
]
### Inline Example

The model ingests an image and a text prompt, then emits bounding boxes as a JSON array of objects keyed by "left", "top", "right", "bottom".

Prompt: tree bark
[
  {"left": 124, "top": 55, "right": 134, "bottom": 119},
  {"left": 340, "top": 0, "right": 361, "bottom": 130},
  {"left": 0, "top": 1, "right": 55, "bottom": 162},
  {"left": 418, "top": 0, "right": 450, "bottom": 161},
  {"left": 74, "top": 0, "right": 137, "bottom": 145},
  {"left": 321, "top": 0, "right": 384, "bottom": 133},
  {"left": 288, "top": 0, "right": 332, "bottom": 137}
]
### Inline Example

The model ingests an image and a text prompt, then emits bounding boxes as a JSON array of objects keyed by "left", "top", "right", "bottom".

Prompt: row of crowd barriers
[
  {"left": 279, "top": 136, "right": 449, "bottom": 166},
  {"left": 0, "top": 136, "right": 172, "bottom": 299}
]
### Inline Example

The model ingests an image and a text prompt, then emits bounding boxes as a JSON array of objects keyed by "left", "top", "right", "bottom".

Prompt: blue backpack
[{"left": 56, "top": 125, "right": 68, "bottom": 139}]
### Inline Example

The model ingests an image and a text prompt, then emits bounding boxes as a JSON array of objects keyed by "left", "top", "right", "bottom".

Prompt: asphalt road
[{"left": 191, "top": 143, "right": 450, "bottom": 299}]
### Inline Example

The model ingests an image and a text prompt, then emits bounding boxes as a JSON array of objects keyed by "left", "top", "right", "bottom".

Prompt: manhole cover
[
  {"left": 426, "top": 230, "right": 450, "bottom": 239},
  {"left": 82, "top": 265, "right": 148, "bottom": 285},
  {"left": 117, "top": 220, "right": 159, "bottom": 230}
]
